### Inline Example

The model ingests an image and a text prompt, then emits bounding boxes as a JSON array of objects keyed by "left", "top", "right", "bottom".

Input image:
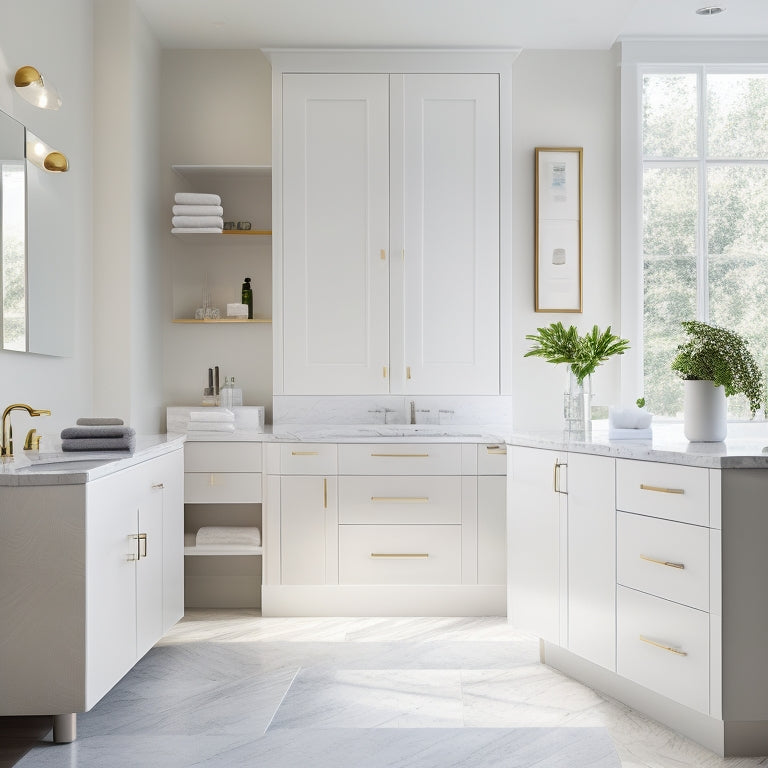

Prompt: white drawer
[
  {"left": 184, "top": 472, "right": 262, "bottom": 503},
  {"left": 616, "top": 459, "right": 709, "bottom": 526},
  {"left": 338, "top": 444, "right": 461, "bottom": 475},
  {"left": 338, "top": 476, "right": 462, "bottom": 524},
  {"left": 280, "top": 444, "right": 337, "bottom": 475},
  {"left": 617, "top": 585, "right": 709, "bottom": 714},
  {"left": 617, "top": 512, "right": 709, "bottom": 611},
  {"left": 477, "top": 443, "right": 507, "bottom": 475},
  {"left": 184, "top": 442, "right": 262, "bottom": 473},
  {"left": 338, "top": 524, "right": 461, "bottom": 584}
]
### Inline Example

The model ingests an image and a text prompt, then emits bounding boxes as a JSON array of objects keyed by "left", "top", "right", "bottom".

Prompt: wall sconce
[
  {"left": 26, "top": 131, "right": 68, "bottom": 173},
  {"left": 14, "top": 66, "right": 62, "bottom": 110}
]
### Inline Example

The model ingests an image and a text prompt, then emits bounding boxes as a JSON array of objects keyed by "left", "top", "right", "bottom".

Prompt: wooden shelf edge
[
  {"left": 172, "top": 318, "right": 272, "bottom": 324},
  {"left": 184, "top": 545, "right": 263, "bottom": 557}
]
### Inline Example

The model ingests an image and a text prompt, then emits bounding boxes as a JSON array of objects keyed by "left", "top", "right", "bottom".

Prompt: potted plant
[
  {"left": 671, "top": 320, "right": 764, "bottom": 442},
  {"left": 525, "top": 322, "right": 630, "bottom": 430}
]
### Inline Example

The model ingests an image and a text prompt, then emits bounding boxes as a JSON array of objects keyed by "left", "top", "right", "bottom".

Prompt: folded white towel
[
  {"left": 196, "top": 526, "right": 261, "bottom": 547},
  {"left": 609, "top": 406, "right": 653, "bottom": 430},
  {"left": 175, "top": 192, "right": 221, "bottom": 205},
  {"left": 172, "top": 215, "right": 225, "bottom": 228},
  {"left": 187, "top": 421, "right": 236, "bottom": 433},
  {"left": 189, "top": 409, "right": 235, "bottom": 423},
  {"left": 172, "top": 227, "right": 223, "bottom": 234},
  {"left": 172, "top": 204, "right": 224, "bottom": 216}
]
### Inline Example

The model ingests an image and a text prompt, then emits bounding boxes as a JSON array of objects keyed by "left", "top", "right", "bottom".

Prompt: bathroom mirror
[{"left": 0, "top": 107, "right": 72, "bottom": 356}]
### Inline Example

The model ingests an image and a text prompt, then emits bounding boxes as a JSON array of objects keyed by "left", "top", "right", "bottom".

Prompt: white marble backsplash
[{"left": 273, "top": 396, "right": 515, "bottom": 426}]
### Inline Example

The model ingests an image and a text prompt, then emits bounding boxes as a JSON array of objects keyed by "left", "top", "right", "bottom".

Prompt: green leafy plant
[
  {"left": 636, "top": 397, "right": 646, "bottom": 408},
  {"left": 525, "top": 322, "right": 631, "bottom": 385},
  {"left": 671, "top": 321, "right": 765, "bottom": 416}
]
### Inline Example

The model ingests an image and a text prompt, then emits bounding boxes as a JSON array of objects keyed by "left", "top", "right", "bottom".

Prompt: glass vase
[{"left": 564, "top": 368, "right": 592, "bottom": 436}]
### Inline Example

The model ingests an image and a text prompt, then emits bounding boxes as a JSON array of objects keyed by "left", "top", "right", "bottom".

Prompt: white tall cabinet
[{"left": 271, "top": 51, "right": 514, "bottom": 396}]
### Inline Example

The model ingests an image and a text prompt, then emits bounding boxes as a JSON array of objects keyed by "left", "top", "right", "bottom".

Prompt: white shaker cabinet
[{"left": 279, "top": 67, "right": 500, "bottom": 396}]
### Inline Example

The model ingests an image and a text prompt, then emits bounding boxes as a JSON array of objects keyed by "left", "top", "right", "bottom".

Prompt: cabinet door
[
  {"left": 398, "top": 73, "right": 500, "bottom": 395},
  {"left": 280, "top": 475, "right": 338, "bottom": 585},
  {"left": 85, "top": 471, "right": 139, "bottom": 707},
  {"left": 567, "top": 452, "right": 616, "bottom": 671},
  {"left": 136, "top": 470, "right": 164, "bottom": 659},
  {"left": 158, "top": 449, "right": 185, "bottom": 633},
  {"left": 478, "top": 475, "right": 506, "bottom": 585},
  {"left": 507, "top": 446, "right": 564, "bottom": 644},
  {"left": 282, "top": 73, "right": 390, "bottom": 394}
]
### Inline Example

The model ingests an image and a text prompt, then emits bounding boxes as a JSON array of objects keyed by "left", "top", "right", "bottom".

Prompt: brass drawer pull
[
  {"left": 371, "top": 496, "right": 429, "bottom": 503},
  {"left": 152, "top": 482, "right": 164, "bottom": 490},
  {"left": 370, "top": 453, "right": 429, "bottom": 458},
  {"left": 486, "top": 445, "right": 507, "bottom": 455},
  {"left": 292, "top": 450, "right": 320, "bottom": 456},
  {"left": 640, "top": 483, "right": 684, "bottom": 495},
  {"left": 639, "top": 634, "right": 688, "bottom": 656},
  {"left": 371, "top": 552, "right": 429, "bottom": 558},
  {"left": 640, "top": 554, "right": 685, "bottom": 570}
]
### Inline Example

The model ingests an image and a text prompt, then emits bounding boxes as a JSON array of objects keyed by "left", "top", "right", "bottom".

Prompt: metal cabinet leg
[{"left": 53, "top": 713, "right": 76, "bottom": 743}]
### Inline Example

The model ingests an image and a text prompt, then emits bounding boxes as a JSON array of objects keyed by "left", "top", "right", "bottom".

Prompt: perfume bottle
[{"left": 241, "top": 277, "right": 253, "bottom": 319}]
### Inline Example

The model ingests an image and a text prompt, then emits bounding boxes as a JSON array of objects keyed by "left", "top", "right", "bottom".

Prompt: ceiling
[{"left": 134, "top": 0, "right": 768, "bottom": 51}]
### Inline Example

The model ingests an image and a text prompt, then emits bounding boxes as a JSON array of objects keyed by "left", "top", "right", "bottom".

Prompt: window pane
[
  {"left": 643, "top": 74, "right": 697, "bottom": 158},
  {"left": 643, "top": 167, "right": 697, "bottom": 417},
  {"left": 708, "top": 74, "right": 768, "bottom": 158},
  {"left": 708, "top": 165, "right": 768, "bottom": 417}
]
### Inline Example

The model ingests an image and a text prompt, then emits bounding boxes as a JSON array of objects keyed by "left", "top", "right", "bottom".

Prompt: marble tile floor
[{"left": 2, "top": 611, "right": 767, "bottom": 768}]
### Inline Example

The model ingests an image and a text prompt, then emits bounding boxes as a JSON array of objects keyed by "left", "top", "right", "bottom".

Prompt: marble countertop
[{"left": 0, "top": 434, "right": 186, "bottom": 486}]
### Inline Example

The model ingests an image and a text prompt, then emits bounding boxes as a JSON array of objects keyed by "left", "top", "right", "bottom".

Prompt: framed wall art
[{"left": 534, "top": 147, "right": 583, "bottom": 312}]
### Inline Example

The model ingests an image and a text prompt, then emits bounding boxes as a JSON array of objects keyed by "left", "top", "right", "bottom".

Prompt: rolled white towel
[
  {"left": 196, "top": 526, "right": 261, "bottom": 547},
  {"left": 172, "top": 215, "right": 225, "bottom": 228},
  {"left": 189, "top": 409, "right": 235, "bottom": 423},
  {"left": 172, "top": 227, "right": 222, "bottom": 234},
  {"left": 172, "top": 204, "right": 224, "bottom": 216},
  {"left": 175, "top": 192, "right": 221, "bottom": 205},
  {"left": 187, "top": 421, "right": 236, "bottom": 433}
]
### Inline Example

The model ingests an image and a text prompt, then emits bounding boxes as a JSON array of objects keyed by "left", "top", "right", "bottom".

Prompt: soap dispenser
[{"left": 241, "top": 277, "right": 253, "bottom": 319}]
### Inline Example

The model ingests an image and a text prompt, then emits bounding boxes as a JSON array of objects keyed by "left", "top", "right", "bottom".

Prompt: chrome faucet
[{"left": 1, "top": 403, "right": 51, "bottom": 459}]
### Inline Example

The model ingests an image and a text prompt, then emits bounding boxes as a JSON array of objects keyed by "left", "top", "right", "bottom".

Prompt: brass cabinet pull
[
  {"left": 209, "top": 473, "right": 218, "bottom": 487},
  {"left": 553, "top": 460, "right": 566, "bottom": 493},
  {"left": 323, "top": 478, "right": 328, "bottom": 509},
  {"left": 131, "top": 533, "right": 148, "bottom": 560},
  {"left": 639, "top": 634, "right": 688, "bottom": 656},
  {"left": 370, "top": 453, "right": 429, "bottom": 458},
  {"left": 406, "top": 366, "right": 412, "bottom": 380},
  {"left": 380, "top": 248, "right": 386, "bottom": 261},
  {"left": 640, "top": 554, "right": 685, "bottom": 570},
  {"left": 640, "top": 483, "right": 684, "bottom": 495},
  {"left": 371, "top": 496, "right": 428, "bottom": 503},
  {"left": 371, "top": 553, "right": 429, "bottom": 558},
  {"left": 292, "top": 450, "right": 319, "bottom": 456},
  {"left": 151, "top": 483, "right": 164, "bottom": 490},
  {"left": 486, "top": 445, "right": 507, "bottom": 455}
]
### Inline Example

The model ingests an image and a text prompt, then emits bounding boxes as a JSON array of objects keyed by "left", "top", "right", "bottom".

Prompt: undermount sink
[
  {"left": 285, "top": 425, "right": 490, "bottom": 440},
  {"left": 15, "top": 457, "right": 117, "bottom": 473}
]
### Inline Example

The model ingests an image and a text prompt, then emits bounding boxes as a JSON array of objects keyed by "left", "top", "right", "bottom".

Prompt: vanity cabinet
[
  {"left": 0, "top": 447, "right": 184, "bottom": 726},
  {"left": 262, "top": 441, "right": 506, "bottom": 616},
  {"left": 278, "top": 69, "right": 500, "bottom": 396}
]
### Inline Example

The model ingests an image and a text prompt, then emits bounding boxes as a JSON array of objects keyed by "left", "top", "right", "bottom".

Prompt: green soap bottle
[{"left": 241, "top": 277, "right": 253, "bottom": 319}]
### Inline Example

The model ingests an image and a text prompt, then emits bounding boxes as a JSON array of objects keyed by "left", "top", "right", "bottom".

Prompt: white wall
[
  {"left": 0, "top": 0, "right": 93, "bottom": 441},
  {"left": 160, "top": 51, "right": 273, "bottom": 422},
  {"left": 510, "top": 49, "right": 622, "bottom": 430},
  {"left": 93, "top": 0, "right": 163, "bottom": 433}
]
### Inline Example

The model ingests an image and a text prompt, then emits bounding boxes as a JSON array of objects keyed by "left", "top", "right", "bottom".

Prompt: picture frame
[{"left": 534, "top": 147, "right": 583, "bottom": 312}]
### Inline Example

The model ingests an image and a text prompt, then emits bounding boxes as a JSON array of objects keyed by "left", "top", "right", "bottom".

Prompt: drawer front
[
  {"left": 617, "top": 586, "right": 709, "bottom": 714},
  {"left": 184, "top": 472, "right": 262, "bottom": 503},
  {"left": 338, "top": 444, "right": 461, "bottom": 475},
  {"left": 280, "top": 444, "right": 337, "bottom": 475},
  {"left": 617, "top": 512, "right": 709, "bottom": 611},
  {"left": 338, "top": 476, "right": 462, "bottom": 524},
  {"left": 338, "top": 524, "right": 461, "bottom": 584},
  {"left": 184, "top": 442, "right": 262, "bottom": 473},
  {"left": 616, "top": 459, "right": 709, "bottom": 526},
  {"left": 477, "top": 443, "right": 507, "bottom": 475}
]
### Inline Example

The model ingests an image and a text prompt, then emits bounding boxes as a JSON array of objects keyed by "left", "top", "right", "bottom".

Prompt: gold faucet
[{"left": 1, "top": 403, "right": 51, "bottom": 459}]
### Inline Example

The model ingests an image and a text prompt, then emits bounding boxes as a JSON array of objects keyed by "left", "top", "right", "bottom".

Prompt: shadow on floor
[{"left": 0, "top": 716, "right": 52, "bottom": 768}]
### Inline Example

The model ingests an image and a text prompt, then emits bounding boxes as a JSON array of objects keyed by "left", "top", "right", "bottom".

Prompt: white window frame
[{"left": 620, "top": 40, "right": 768, "bottom": 404}]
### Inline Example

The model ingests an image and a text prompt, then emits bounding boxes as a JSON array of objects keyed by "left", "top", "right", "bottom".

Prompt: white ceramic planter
[{"left": 684, "top": 379, "right": 727, "bottom": 442}]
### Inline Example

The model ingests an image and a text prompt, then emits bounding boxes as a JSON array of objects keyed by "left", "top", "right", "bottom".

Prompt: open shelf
[
  {"left": 173, "top": 318, "right": 271, "bottom": 324},
  {"left": 172, "top": 230, "right": 272, "bottom": 244},
  {"left": 184, "top": 544, "right": 263, "bottom": 557},
  {"left": 172, "top": 164, "right": 271, "bottom": 179}
]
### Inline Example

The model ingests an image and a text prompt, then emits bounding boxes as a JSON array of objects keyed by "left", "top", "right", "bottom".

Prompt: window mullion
[{"left": 697, "top": 67, "right": 709, "bottom": 323}]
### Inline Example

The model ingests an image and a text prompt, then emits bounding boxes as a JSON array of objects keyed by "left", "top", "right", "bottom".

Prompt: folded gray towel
[
  {"left": 76, "top": 417, "right": 124, "bottom": 426},
  {"left": 61, "top": 425, "right": 136, "bottom": 440},
  {"left": 61, "top": 436, "right": 136, "bottom": 452}
]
